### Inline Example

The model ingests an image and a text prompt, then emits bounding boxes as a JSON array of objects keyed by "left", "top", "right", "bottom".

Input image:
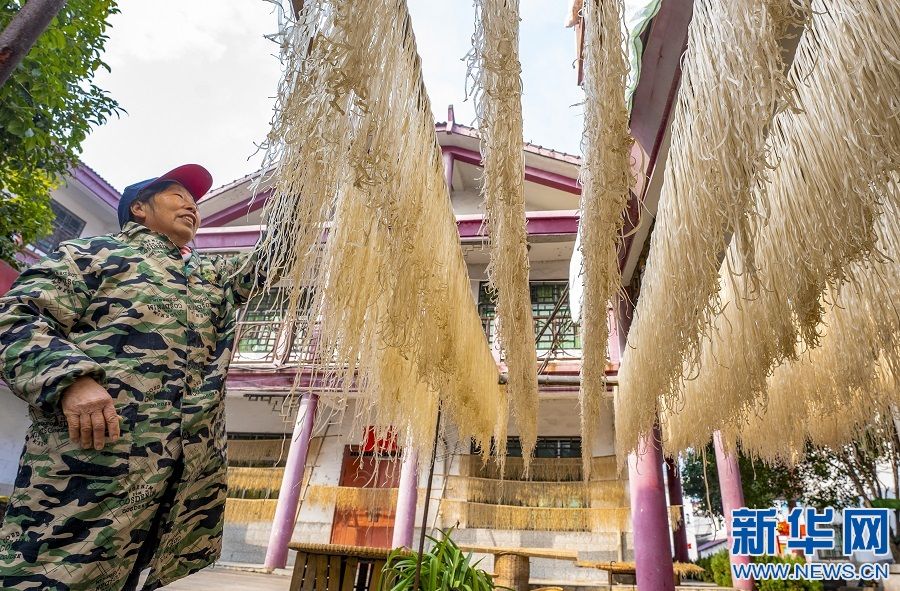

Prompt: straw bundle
[
  {"left": 447, "top": 475, "right": 627, "bottom": 507},
  {"left": 224, "top": 498, "right": 278, "bottom": 524},
  {"left": 305, "top": 485, "right": 400, "bottom": 512},
  {"left": 468, "top": 0, "right": 538, "bottom": 469},
  {"left": 661, "top": 0, "right": 900, "bottom": 453},
  {"left": 616, "top": 0, "right": 809, "bottom": 456},
  {"left": 576, "top": 0, "right": 634, "bottom": 480},
  {"left": 254, "top": 0, "right": 504, "bottom": 461}
]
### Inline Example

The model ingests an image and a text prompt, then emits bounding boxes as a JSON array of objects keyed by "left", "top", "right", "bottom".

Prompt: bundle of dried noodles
[
  {"left": 227, "top": 467, "right": 287, "bottom": 494},
  {"left": 224, "top": 498, "right": 278, "bottom": 523},
  {"left": 441, "top": 500, "right": 631, "bottom": 532},
  {"left": 662, "top": 0, "right": 900, "bottom": 453},
  {"left": 576, "top": 0, "right": 634, "bottom": 478},
  {"left": 468, "top": 0, "right": 538, "bottom": 469},
  {"left": 254, "top": 0, "right": 504, "bottom": 461},
  {"left": 616, "top": 0, "right": 809, "bottom": 457},
  {"left": 732, "top": 194, "right": 900, "bottom": 463},
  {"left": 464, "top": 454, "right": 619, "bottom": 481},
  {"left": 305, "top": 485, "right": 400, "bottom": 512},
  {"left": 446, "top": 475, "right": 627, "bottom": 507},
  {"left": 440, "top": 501, "right": 682, "bottom": 532}
]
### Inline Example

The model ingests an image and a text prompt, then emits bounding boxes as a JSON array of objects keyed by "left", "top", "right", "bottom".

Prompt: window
[
  {"left": 472, "top": 436, "right": 582, "bottom": 459},
  {"left": 235, "top": 288, "right": 314, "bottom": 363},
  {"left": 34, "top": 201, "right": 86, "bottom": 253},
  {"left": 478, "top": 281, "right": 580, "bottom": 351}
]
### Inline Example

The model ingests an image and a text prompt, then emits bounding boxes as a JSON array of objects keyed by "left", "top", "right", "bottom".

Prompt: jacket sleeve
[
  {"left": 219, "top": 250, "right": 267, "bottom": 307},
  {"left": 0, "top": 245, "right": 106, "bottom": 414}
]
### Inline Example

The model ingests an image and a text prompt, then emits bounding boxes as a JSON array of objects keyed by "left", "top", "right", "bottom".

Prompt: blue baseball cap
[{"left": 118, "top": 164, "right": 213, "bottom": 227}]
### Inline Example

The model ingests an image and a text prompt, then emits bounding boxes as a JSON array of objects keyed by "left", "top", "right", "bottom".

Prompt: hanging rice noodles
[
  {"left": 576, "top": 0, "right": 634, "bottom": 479},
  {"left": 305, "top": 485, "right": 402, "bottom": 512},
  {"left": 254, "top": 0, "right": 504, "bottom": 461},
  {"left": 467, "top": 0, "right": 538, "bottom": 469},
  {"left": 729, "top": 194, "right": 900, "bottom": 464},
  {"left": 440, "top": 501, "right": 682, "bottom": 532},
  {"left": 615, "top": 0, "right": 809, "bottom": 457},
  {"left": 661, "top": 0, "right": 900, "bottom": 454},
  {"left": 447, "top": 475, "right": 628, "bottom": 507},
  {"left": 227, "top": 467, "right": 287, "bottom": 494},
  {"left": 464, "top": 454, "right": 619, "bottom": 481},
  {"left": 224, "top": 498, "right": 278, "bottom": 524}
]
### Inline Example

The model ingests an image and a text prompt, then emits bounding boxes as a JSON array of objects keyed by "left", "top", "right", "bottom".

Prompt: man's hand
[{"left": 61, "top": 376, "right": 121, "bottom": 450}]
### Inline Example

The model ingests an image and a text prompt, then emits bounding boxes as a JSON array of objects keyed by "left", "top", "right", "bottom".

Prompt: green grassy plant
[{"left": 379, "top": 529, "right": 499, "bottom": 591}]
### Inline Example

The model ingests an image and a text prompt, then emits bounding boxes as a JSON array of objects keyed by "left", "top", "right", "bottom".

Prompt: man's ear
[{"left": 130, "top": 199, "right": 149, "bottom": 222}]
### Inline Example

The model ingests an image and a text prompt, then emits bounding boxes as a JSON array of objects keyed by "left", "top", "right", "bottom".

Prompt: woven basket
[{"left": 493, "top": 553, "right": 530, "bottom": 591}]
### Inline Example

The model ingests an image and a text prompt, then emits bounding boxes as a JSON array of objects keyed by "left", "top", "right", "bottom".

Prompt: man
[{"left": 0, "top": 164, "right": 264, "bottom": 590}]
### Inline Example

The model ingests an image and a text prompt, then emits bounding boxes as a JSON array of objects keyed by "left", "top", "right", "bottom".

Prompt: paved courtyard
[{"left": 161, "top": 566, "right": 292, "bottom": 591}]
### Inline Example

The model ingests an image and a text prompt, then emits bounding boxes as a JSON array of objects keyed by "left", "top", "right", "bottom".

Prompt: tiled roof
[
  {"left": 435, "top": 119, "right": 582, "bottom": 165},
  {"left": 74, "top": 161, "right": 121, "bottom": 197},
  {"left": 206, "top": 165, "right": 278, "bottom": 200},
  {"left": 208, "top": 111, "right": 581, "bottom": 198}
]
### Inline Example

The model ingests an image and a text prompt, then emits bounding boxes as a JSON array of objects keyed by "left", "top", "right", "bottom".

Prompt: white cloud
[
  {"left": 103, "top": 2, "right": 277, "bottom": 65},
  {"left": 80, "top": 0, "right": 584, "bottom": 192}
]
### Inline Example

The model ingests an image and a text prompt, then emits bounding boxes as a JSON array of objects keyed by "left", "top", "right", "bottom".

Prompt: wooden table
[
  {"left": 288, "top": 542, "right": 409, "bottom": 591},
  {"left": 574, "top": 560, "right": 705, "bottom": 586},
  {"left": 457, "top": 545, "right": 578, "bottom": 591}
]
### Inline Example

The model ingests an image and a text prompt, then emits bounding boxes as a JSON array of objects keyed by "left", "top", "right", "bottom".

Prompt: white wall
[
  {"left": 48, "top": 181, "right": 118, "bottom": 241},
  {"left": 0, "top": 389, "right": 29, "bottom": 496},
  {"left": 224, "top": 394, "right": 295, "bottom": 435}
]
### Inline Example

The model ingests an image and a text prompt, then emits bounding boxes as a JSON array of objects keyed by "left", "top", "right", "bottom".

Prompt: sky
[{"left": 78, "top": 1, "right": 586, "bottom": 193}]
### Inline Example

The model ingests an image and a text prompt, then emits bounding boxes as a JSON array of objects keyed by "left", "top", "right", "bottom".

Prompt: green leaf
[
  {"left": 871, "top": 498, "right": 900, "bottom": 510},
  {"left": 0, "top": 0, "right": 121, "bottom": 265}
]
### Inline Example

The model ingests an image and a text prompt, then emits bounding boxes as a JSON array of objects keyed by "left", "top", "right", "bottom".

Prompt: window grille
[
  {"left": 34, "top": 201, "right": 86, "bottom": 253},
  {"left": 478, "top": 281, "right": 580, "bottom": 351}
]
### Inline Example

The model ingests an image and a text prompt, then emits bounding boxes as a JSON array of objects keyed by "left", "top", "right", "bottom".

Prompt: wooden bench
[{"left": 288, "top": 542, "right": 409, "bottom": 591}]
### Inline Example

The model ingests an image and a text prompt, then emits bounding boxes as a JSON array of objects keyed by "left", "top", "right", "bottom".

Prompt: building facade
[
  {"left": 190, "top": 112, "right": 638, "bottom": 585},
  {"left": 0, "top": 121, "right": 675, "bottom": 587}
]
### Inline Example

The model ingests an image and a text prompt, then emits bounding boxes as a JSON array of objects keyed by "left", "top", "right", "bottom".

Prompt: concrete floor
[{"left": 161, "top": 566, "right": 292, "bottom": 590}]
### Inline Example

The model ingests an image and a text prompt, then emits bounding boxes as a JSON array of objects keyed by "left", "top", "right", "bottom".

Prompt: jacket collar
[{"left": 119, "top": 221, "right": 195, "bottom": 264}]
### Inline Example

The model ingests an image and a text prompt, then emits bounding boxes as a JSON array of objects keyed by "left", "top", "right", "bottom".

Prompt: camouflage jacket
[{"left": 0, "top": 222, "right": 261, "bottom": 589}]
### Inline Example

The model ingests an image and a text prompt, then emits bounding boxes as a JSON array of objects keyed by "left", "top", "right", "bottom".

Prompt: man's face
[{"left": 130, "top": 183, "right": 201, "bottom": 247}]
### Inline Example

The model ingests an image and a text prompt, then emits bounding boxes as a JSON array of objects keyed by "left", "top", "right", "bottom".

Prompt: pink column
[
  {"left": 443, "top": 151, "right": 455, "bottom": 191},
  {"left": 713, "top": 431, "right": 753, "bottom": 590},
  {"left": 264, "top": 392, "right": 319, "bottom": 570},
  {"left": 628, "top": 425, "right": 676, "bottom": 591},
  {"left": 666, "top": 457, "right": 690, "bottom": 562},
  {"left": 391, "top": 448, "right": 419, "bottom": 549}
]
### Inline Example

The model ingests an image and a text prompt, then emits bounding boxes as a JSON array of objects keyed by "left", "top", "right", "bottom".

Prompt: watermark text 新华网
[{"left": 729, "top": 506, "right": 893, "bottom": 581}]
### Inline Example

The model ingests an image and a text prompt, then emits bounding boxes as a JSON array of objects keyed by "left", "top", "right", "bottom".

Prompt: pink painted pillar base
[
  {"left": 628, "top": 426, "right": 676, "bottom": 591},
  {"left": 666, "top": 457, "right": 690, "bottom": 562},
  {"left": 391, "top": 448, "right": 419, "bottom": 549},
  {"left": 264, "top": 392, "right": 319, "bottom": 570},
  {"left": 713, "top": 431, "right": 753, "bottom": 591}
]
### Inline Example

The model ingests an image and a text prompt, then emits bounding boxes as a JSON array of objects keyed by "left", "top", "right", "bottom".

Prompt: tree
[
  {"left": 0, "top": 0, "right": 120, "bottom": 267},
  {"left": 682, "top": 420, "right": 900, "bottom": 562},
  {"left": 0, "top": 0, "right": 67, "bottom": 87},
  {"left": 681, "top": 443, "right": 805, "bottom": 519}
]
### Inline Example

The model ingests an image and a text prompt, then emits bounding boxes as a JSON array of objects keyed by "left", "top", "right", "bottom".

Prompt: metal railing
[
  {"left": 232, "top": 317, "right": 315, "bottom": 366},
  {"left": 233, "top": 314, "right": 583, "bottom": 368}
]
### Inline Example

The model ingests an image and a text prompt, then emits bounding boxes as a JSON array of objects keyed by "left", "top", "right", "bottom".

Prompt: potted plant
[{"left": 379, "top": 529, "right": 499, "bottom": 591}]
